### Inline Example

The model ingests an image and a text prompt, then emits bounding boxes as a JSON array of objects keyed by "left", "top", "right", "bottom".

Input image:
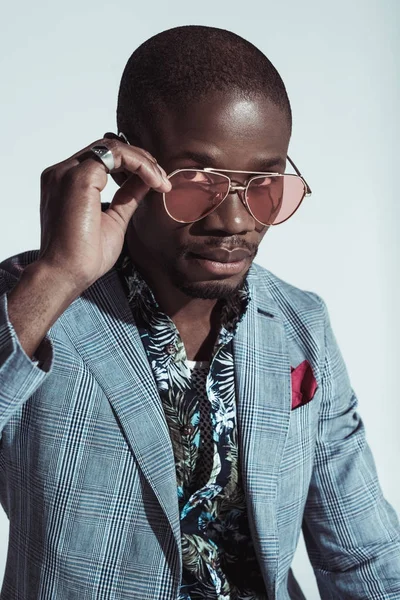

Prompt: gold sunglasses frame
[
  {"left": 162, "top": 157, "right": 312, "bottom": 226},
  {"left": 118, "top": 132, "right": 312, "bottom": 226}
]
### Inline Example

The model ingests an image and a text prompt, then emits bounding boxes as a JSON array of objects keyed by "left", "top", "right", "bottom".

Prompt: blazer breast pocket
[{"left": 291, "top": 359, "right": 318, "bottom": 410}]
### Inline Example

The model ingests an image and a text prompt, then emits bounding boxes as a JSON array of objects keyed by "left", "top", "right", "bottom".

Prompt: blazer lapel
[
  {"left": 59, "top": 261, "right": 292, "bottom": 593},
  {"left": 234, "top": 267, "right": 292, "bottom": 599},
  {"left": 59, "top": 268, "right": 181, "bottom": 551}
]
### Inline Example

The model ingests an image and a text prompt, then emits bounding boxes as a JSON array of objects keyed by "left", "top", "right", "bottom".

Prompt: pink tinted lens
[
  {"left": 165, "top": 170, "right": 230, "bottom": 222},
  {"left": 247, "top": 175, "right": 306, "bottom": 225}
]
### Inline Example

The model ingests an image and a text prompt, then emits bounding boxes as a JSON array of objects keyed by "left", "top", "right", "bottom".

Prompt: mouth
[
  {"left": 187, "top": 247, "right": 253, "bottom": 277},
  {"left": 191, "top": 248, "right": 252, "bottom": 263}
]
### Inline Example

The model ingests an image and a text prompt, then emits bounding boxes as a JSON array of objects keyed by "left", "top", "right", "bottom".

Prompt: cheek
[
  {"left": 132, "top": 192, "right": 165, "bottom": 235},
  {"left": 130, "top": 192, "right": 186, "bottom": 254}
]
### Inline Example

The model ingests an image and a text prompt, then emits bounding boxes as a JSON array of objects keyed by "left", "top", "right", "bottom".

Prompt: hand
[{"left": 38, "top": 136, "right": 171, "bottom": 294}]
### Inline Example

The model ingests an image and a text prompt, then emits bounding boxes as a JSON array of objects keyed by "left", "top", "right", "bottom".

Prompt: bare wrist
[{"left": 23, "top": 260, "right": 84, "bottom": 302}]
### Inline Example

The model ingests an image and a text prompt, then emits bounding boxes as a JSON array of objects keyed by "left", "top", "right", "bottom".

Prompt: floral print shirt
[{"left": 116, "top": 254, "right": 268, "bottom": 600}]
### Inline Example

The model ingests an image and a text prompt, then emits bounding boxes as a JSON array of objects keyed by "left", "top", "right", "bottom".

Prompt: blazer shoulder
[
  {"left": 0, "top": 249, "right": 40, "bottom": 287},
  {"left": 250, "top": 262, "right": 325, "bottom": 317},
  {"left": 249, "top": 264, "right": 329, "bottom": 370}
]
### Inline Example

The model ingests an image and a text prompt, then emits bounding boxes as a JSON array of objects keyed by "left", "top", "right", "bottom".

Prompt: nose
[{"left": 200, "top": 187, "right": 256, "bottom": 235}]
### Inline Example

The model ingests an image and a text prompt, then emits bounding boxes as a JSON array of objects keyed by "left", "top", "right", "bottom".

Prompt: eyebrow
[{"left": 170, "top": 150, "right": 286, "bottom": 171}]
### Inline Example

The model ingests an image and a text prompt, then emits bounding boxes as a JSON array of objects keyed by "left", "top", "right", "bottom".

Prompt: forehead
[{"left": 150, "top": 92, "right": 291, "bottom": 171}]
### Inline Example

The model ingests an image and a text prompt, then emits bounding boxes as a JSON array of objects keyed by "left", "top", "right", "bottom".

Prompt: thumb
[{"left": 106, "top": 173, "right": 151, "bottom": 230}]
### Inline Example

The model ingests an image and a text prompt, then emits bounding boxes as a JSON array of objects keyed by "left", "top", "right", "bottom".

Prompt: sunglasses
[{"left": 119, "top": 133, "right": 312, "bottom": 226}]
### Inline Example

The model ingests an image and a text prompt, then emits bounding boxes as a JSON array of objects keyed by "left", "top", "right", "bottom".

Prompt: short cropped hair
[{"left": 117, "top": 25, "right": 292, "bottom": 142}]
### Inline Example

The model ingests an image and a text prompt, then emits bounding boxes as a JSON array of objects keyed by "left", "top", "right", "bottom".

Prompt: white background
[{"left": 0, "top": 1, "right": 399, "bottom": 598}]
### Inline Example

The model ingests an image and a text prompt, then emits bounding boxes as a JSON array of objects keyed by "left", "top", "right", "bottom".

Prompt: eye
[
  {"left": 180, "top": 170, "right": 213, "bottom": 184},
  {"left": 250, "top": 176, "right": 273, "bottom": 187},
  {"left": 181, "top": 170, "right": 198, "bottom": 181}
]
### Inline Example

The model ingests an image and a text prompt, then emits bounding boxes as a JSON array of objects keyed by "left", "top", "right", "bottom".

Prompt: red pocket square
[{"left": 291, "top": 360, "right": 318, "bottom": 410}]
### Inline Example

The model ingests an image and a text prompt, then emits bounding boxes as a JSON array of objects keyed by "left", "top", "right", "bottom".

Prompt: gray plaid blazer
[{"left": 0, "top": 250, "right": 399, "bottom": 600}]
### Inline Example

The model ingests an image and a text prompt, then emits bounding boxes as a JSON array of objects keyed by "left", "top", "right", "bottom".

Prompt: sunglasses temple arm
[{"left": 287, "top": 155, "right": 312, "bottom": 195}]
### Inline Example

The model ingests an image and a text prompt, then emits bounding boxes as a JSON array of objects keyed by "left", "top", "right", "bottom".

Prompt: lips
[{"left": 190, "top": 248, "right": 252, "bottom": 263}]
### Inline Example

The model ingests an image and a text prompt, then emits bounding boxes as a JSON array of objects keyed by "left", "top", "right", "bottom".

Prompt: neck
[
  {"left": 172, "top": 301, "right": 222, "bottom": 361},
  {"left": 146, "top": 276, "right": 222, "bottom": 361},
  {"left": 126, "top": 240, "right": 222, "bottom": 361},
  {"left": 134, "top": 260, "right": 220, "bottom": 323},
  {"left": 126, "top": 232, "right": 222, "bottom": 321}
]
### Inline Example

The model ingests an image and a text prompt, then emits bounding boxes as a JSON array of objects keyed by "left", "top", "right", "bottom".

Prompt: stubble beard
[
  {"left": 157, "top": 238, "right": 259, "bottom": 300},
  {"left": 166, "top": 261, "right": 250, "bottom": 300}
]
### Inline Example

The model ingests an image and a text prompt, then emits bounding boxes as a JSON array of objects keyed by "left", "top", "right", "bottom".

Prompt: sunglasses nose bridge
[
  {"left": 229, "top": 183, "right": 246, "bottom": 192},
  {"left": 227, "top": 182, "right": 248, "bottom": 206}
]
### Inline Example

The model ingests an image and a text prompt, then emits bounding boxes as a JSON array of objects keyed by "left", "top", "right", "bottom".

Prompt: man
[{"left": 0, "top": 25, "right": 399, "bottom": 600}]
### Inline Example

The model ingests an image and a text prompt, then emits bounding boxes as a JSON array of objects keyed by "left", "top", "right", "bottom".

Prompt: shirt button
[
  {"left": 181, "top": 425, "right": 194, "bottom": 436},
  {"left": 164, "top": 343, "right": 176, "bottom": 355}
]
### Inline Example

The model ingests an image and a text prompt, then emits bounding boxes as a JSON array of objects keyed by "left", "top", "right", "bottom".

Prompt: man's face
[{"left": 127, "top": 91, "right": 291, "bottom": 299}]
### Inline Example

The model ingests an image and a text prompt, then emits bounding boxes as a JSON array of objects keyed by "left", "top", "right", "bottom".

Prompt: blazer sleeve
[
  {"left": 0, "top": 259, "right": 54, "bottom": 434},
  {"left": 302, "top": 294, "right": 400, "bottom": 599}
]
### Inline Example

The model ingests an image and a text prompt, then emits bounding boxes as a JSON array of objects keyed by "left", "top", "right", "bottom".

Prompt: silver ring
[{"left": 90, "top": 145, "right": 115, "bottom": 172}]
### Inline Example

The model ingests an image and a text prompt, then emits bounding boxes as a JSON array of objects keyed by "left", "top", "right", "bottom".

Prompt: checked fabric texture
[
  {"left": 116, "top": 254, "right": 268, "bottom": 599},
  {"left": 0, "top": 249, "right": 399, "bottom": 599}
]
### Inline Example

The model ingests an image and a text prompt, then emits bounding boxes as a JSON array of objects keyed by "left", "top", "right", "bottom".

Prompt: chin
[{"left": 173, "top": 273, "right": 247, "bottom": 300}]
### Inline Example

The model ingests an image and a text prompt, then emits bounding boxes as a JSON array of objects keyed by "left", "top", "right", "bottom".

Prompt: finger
[
  {"left": 106, "top": 174, "right": 153, "bottom": 227},
  {"left": 110, "top": 160, "right": 167, "bottom": 189},
  {"left": 70, "top": 138, "right": 171, "bottom": 193}
]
